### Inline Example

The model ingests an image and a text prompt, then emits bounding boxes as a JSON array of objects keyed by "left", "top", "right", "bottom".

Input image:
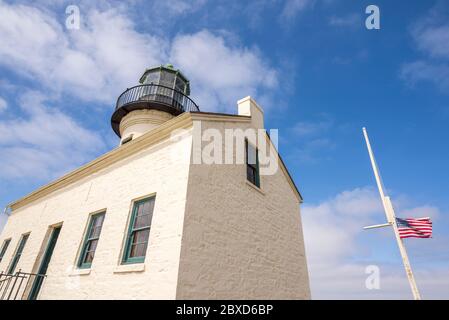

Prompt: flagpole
[{"left": 362, "top": 127, "right": 421, "bottom": 300}]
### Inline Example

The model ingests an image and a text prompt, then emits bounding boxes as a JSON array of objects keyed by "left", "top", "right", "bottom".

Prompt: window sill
[
  {"left": 69, "top": 268, "right": 91, "bottom": 276},
  {"left": 246, "top": 180, "right": 265, "bottom": 195},
  {"left": 113, "top": 263, "right": 145, "bottom": 274}
]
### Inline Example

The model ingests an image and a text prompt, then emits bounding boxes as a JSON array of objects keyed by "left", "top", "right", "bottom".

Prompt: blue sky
[{"left": 1, "top": 0, "right": 448, "bottom": 299}]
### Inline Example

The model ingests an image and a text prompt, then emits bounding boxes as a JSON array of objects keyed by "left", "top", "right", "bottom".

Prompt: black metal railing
[
  {"left": 0, "top": 270, "right": 46, "bottom": 300},
  {"left": 115, "top": 84, "right": 200, "bottom": 113}
]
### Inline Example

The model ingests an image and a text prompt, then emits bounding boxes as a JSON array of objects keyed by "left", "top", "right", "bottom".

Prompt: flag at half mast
[{"left": 396, "top": 217, "right": 432, "bottom": 239}]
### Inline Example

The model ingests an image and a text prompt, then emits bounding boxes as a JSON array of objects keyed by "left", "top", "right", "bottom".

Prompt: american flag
[{"left": 396, "top": 217, "right": 432, "bottom": 239}]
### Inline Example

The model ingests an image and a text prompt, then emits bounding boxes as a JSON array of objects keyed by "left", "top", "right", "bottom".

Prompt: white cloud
[
  {"left": 329, "top": 13, "right": 360, "bottom": 28},
  {"left": 400, "top": 60, "right": 449, "bottom": 91},
  {"left": 0, "top": 3, "right": 166, "bottom": 104},
  {"left": 0, "top": 2, "right": 279, "bottom": 113},
  {"left": 0, "top": 3, "right": 64, "bottom": 75},
  {"left": 288, "top": 115, "right": 335, "bottom": 163},
  {"left": 280, "top": 0, "right": 314, "bottom": 21},
  {"left": 0, "top": 91, "right": 105, "bottom": 180},
  {"left": 0, "top": 97, "right": 7, "bottom": 112},
  {"left": 302, "top": 187, "right": 449, "bottom": 299},
  {"left": 302, "top": 187, "right": 382, "bottom": 262},
  {"left": 400, "top": 205, "right": 440, "bottom": 220},
  {"left": 401, "top": 5, "right": 449, "bottom": 92},
  {"left": 414, "top": 24, "right": 449, "bottom": 60},
  {"left": 150, "top": 0, "right": 207, "bottom": 18},
  {"left": 291, "top": 117, "right": 333, "bottom": 137},
  {"left": 290, "top": 138, "right": 335, "bottom": 164},
  {"left": 170, "top": 30, "right": 278, "bottom": 112}
]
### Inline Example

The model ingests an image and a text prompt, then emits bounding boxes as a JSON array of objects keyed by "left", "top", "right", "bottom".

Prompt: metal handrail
[
  {"left": 0, "top": 270, "right": 46, "bottom": 300},
  {"left": 115, "top": 84, "right": 200, "bottom": 113}
]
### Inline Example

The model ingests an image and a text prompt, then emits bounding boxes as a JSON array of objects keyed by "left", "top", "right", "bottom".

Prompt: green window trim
[
  {"left": 246, "top": 139, "right": 260, "bottom": 188},
  {"left": 7, "top": 233, "right": 30, "bottom": 274},
  {"left": 0, "top": 238, "right": 11, "bottom": 264},
  {"left": 122, "top": 196, "right": 156, "bottom": 264},
  {"left": 77, "top": 212, "right": 105, "bottom": 269}
]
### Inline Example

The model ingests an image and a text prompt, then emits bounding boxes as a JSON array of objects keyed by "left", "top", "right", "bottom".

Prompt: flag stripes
[{"left": 396, "top": 217, "right": 432, "bottom": 239}]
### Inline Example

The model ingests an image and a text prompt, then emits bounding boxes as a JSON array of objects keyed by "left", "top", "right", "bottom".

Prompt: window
[
  {"left": 78, "top": 213, "right": 105, "bottom": 269},
  {"left": 159, "top": 70, "right": 175, "bottom": 88},
  {"left": 144, "top": 71, "right": 159, "bottom": 84},
  {"left": 0, "top": 239, "right": 11, "bottom": 263},
  {"left": 175, "top": 77, "right": 186, "bottom": 93},
  {"left": 8, "top": 234, "right": 29, "bottom": 274},
  {"left": 122, "top": 196, "right": 155, "bottom": 264},
  {"left": 246, "top": 140, "right": 260, "bottom": 188}
]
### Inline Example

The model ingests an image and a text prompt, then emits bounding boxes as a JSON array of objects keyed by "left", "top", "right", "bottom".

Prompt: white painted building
[{"left": 0, "top": 65, "right": 310, "bottom": 300}]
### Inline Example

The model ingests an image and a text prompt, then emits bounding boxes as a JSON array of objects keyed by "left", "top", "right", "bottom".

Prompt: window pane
[
  {"left": 8, "top": 234, "right": 29, "bottom": 274},
  {"left": 84, "top": 251, "right": 94, "bottom": 263},
  {"left": 130, "top": 243, "right": 147, "bottom": 258},
  {"left": 175, "top": 77, "right": 186, "bottom": 93},
  {"left": 0, "top": 239, "right": 11, "bottom": 262},
  {"left": 134, "top": 214, "right": 151, "bottom": 229},
  {"left": 144, "top": 71, "right": 159, "bottom": 84},
  {"left": 141, "top": 201, "right": 150, "bottom": 215},
  {"left": 87, "top": 239, "right": 98, "bottom": 251},
  {"left": 18, "top": 234, "right": 29, "bottom": 253},
  {"left": 133, "top": 199, "right": 154, "bottom": 229},
  {"left": 247, "top": 143, "right": 257, "bottom": 165},
  {"left": 247, "top": 166, "right": 256, "bottom": 184},
  {"left": 159, "top": 71, "right": 175, "bottom": 88},
  {"left": 136, "top": 199, "right": 154, "bottom": 217},
  {"left": 148, "top": 200, "right": 155, "bottom": 214},
  {"left": 90, "top": 226, "right": 102, "bottom": 238},
  {"left": 79, "top": 213, "right": 105, "bottom": 267},
  {"left": 246, "top": 140, "right": 260, "bottom": 187},
  {"left": 83, "top": 240, "right": 98, "bottom": 263},
  {"left": 88, "top": 215, "right": 104, "bottom": 238},
  {"left": 132, "top": 229, "right": 150, "bottom": 245},
  {"left": 93, "top": 215, "right": 104, "bottom": 227},
  {"left": 136, "top": 203, "right": 143, "bottom": 217}
]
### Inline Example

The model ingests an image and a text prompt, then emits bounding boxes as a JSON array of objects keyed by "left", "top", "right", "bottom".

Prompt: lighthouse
[
  {"left": 0, "top": 65, "right": 310, "bottom": 300},
  {"left": 111, "top": 64, "right": 199, "bottom": 144}
]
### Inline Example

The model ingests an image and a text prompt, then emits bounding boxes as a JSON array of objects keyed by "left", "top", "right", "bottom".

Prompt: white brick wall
[
  {"left": 0, "top": 130, "right": 193, "bottom": 299},
  {"left": 177, "top": 120, "right": 310, "bottom": 299}
]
